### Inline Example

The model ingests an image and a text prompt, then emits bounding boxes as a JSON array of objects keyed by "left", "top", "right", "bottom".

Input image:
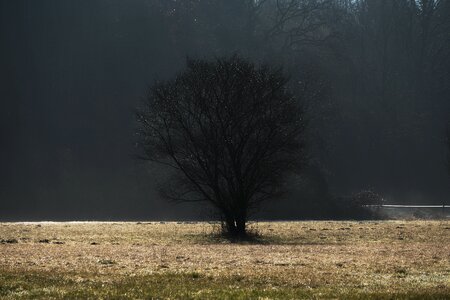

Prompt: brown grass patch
[{"left": 0, "top": 220, "right": 448, "bottom": 298}]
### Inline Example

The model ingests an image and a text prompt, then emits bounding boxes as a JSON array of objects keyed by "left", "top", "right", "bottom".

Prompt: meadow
[{"left": 0, "top": 220, "right": 449, "bottom": 299}]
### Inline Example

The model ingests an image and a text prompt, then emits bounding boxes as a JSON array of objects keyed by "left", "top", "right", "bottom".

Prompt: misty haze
[{"left": 0, "top": 1, "right": 449, "bottom": 299}]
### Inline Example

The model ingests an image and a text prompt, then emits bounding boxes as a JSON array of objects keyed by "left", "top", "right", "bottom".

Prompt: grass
[
  {"left": 1, "top": 271, "right": 448, "bottom": 299},
  {"left": 0, "top": 221, "right": 449, "bottom": 299}
]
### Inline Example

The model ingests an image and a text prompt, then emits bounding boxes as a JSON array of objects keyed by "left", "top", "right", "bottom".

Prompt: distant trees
[
  {"left": 136, "top": 56, "right": 307, "bottom": 237},
  {"left": 446, "top": 124, "right": 450, "bottom": 175},
  {"left": 138, "top": 0, "right": 450, "bottom": 216},
  {"left": 331, "top": 0, "right": 450, "bottom": 191}
]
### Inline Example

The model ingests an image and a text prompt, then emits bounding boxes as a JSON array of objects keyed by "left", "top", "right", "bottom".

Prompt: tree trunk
[
  {"left": 223, "top": 215, "right": 247, "bottom": 238},
  {"left": 235, "top": 217, "right": 246, "bottom": 237},
  {"left": 224, "top": 215, "right": 237, "bottom": 237}
]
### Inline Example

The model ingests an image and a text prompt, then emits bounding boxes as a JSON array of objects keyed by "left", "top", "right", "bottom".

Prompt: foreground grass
[
  {"left": 1, "top": 271, "right": 449, "bottom": 299},
  {"left": 0, "top": 221, "right": 449, "bottom": 299}
]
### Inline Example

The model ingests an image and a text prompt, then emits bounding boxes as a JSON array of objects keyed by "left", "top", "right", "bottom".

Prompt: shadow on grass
[{"left": 188, "top": 232, "right": 270, "bottom": 245}]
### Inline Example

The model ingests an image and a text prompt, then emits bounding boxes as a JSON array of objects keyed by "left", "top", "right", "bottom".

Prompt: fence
[{"left": 364, "top": 204, "right": 450, "bottom": 218}]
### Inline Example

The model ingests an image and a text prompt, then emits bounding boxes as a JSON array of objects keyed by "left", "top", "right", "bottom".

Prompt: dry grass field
[{"left": 0, "top": 220, "right": 449, "bottom": 299}]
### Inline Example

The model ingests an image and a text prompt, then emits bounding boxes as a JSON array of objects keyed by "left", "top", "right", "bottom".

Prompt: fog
[{"left": 1, "top": 0, "right": 449, "bottom": 220}]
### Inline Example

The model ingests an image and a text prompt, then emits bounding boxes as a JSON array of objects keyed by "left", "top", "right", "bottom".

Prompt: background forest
[{"left": 1, "top": 0, "right": 449, "bottom": 220}]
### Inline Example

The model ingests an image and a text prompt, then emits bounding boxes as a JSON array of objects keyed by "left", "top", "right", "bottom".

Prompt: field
[{"left": 0, "top": 221, "right": 449, "bottom": 299}]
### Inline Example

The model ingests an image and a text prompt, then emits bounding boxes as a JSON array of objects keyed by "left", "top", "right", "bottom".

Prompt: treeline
[
  {"left": 1, "top": 1, "right": 449, "bottom": 219},
  {"left": 140, "top": 0, "right": 450, "bottom": 213}
]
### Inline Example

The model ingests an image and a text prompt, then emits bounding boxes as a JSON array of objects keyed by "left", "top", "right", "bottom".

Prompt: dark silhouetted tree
[{"left": 136, "top": 56, "right": 307, "bottom": 238}]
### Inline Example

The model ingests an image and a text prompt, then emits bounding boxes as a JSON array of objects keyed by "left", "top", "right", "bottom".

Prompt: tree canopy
[{"left": 136, "top": 56, "right": 307, "bottom": 237}]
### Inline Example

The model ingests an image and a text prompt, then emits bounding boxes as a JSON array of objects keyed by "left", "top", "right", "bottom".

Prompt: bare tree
[
  {"left": 263, "top": 0, "right": 338, "bottom": 50},
  {"left": 136, "top": 56, "right": 307, "bottom": 238}
]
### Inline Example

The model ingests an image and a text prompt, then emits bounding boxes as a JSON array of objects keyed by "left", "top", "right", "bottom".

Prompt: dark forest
[{"left": 1, "top": 0, "right": 450, "bottom": 221}]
